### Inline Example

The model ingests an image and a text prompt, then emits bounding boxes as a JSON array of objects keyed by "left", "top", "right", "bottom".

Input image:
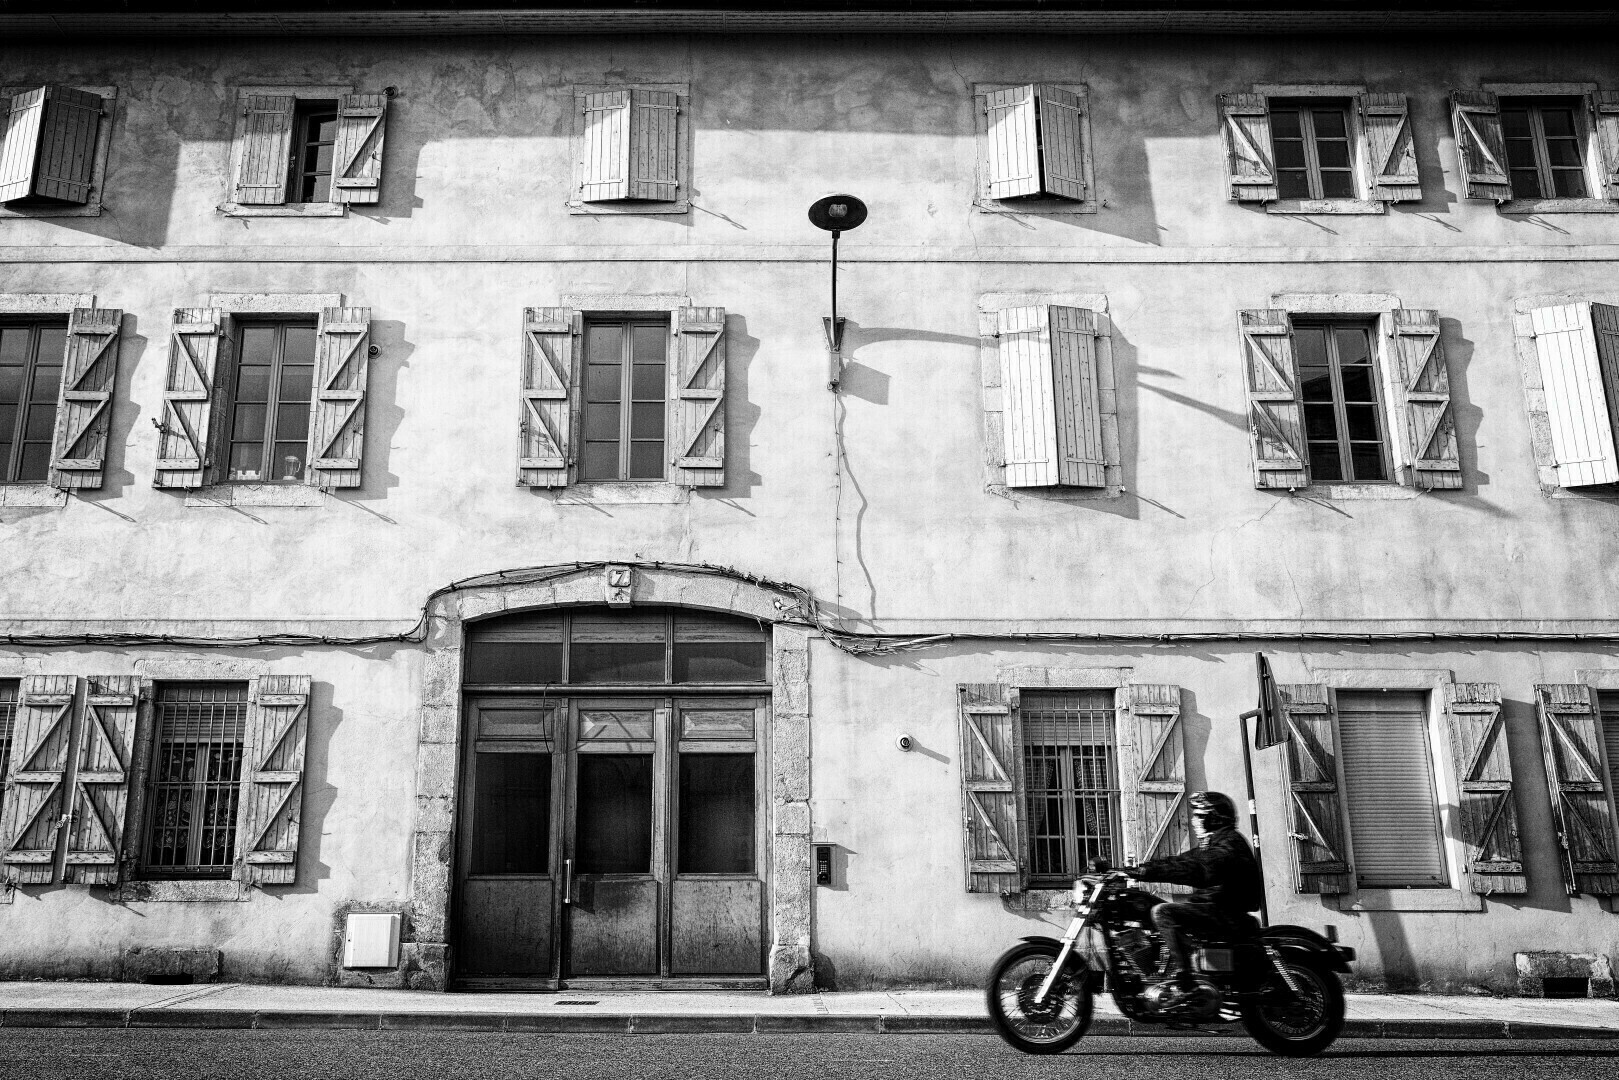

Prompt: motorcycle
[{"left": 986, "top": 864, "right": 1354, "bottom": 1056}]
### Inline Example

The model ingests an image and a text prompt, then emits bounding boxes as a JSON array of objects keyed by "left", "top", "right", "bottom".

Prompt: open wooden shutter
[
  {"left": 0, "top": 86, "right": 102, "bottom": 205},
  {"left": 1388, "top": 309, "right": 1461, "bottom": 490},
  {"left": 519, "top": 307, "right": 577, "bottom": 488},
  {"left": 49, "top": 306, "right": 123, "bottom": 490},
  {"left": 1528, "top": 303, "right": 1619, "bottom": 488},
  {"left": 236, "top": 675, "right": 310, "bottom": 886},
  {"left": 64, "top": 676, "right": 143, "bottom": 886},
  {"left": 1280, "top": 684, "right": 1351, "bottom": 894},
  {"left": 306, "top": 307, "right": 370, "bottom": 489},
  {"left": 958, "top": 683, "right": 1025, "bottom": 894},
  {"left": 1219, "top": 93, "right": 1276, "bottom": 202},
  {"left": 1238, "top": 309, "right": 1308, "bottom": 489},
  {"left": 233, "top": 94, "right": 295, "bottom": 205},
  {"left": 0, "top": 676, "right": 76, "bottom": 885},
  {"left": 154, "top": 308, "right": 228, "bottom": 489},
  {"left": 578, "top": 90, "right": 631, "bottom": 202},
  {"left": 1116, "top": 684, "right": 1189, "bottom": 892},
  {"left": 985, "top": 85, "right": 1040, "bottom": 199},
  {"left": 1358, "top": 93, "right": 1420, "bottom": 203},
  {"left": 1593, "top": 92, "right": 1619, "bottom": 202},
  {"left": 331, "top": 93, "right": 388, "bottom": 205},
  {"left": 1450, "top": 90, "right": 1512, "bottom": 202},
  {"left": 1442, "top": 683, "right": 1526, "bottom": 895},
  {"left": 627, "top": 89, "right": 679, "bottom": 201},
  {"left": 1036, "top": 84, "right": 1086, "bottom": 201},
  {"left": 0, "top": 88, "right": 45, "bottom": 202},
  {"left": 1536, "top": 684, "right": 1619, "bottom": 896},
  {"left": 668, "top": 307, "right": 726, "bottom": 488}
]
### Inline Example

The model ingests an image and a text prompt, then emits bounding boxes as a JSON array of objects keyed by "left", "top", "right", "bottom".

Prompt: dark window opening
[
  {"left": 465, "top": 608, "right": 768, "bottom": 687},
  {"left": 0, "top": 680, "right": 17, "bottom": 794},
  {"left": 1022, "top": 690, "right": 1119, "bottom": 883},
  {"left": 1296, "top": 320, "right": 1389, "bottom": 483},
  {"left": 290, "top": 101, "right": 340, "bottom": 203},
  {"left": 470, "top": 752, "right": 551, "bottom": 875},
  {"left": 1270, "top": 99, "right": 1357, "bottom": 201},
  {"left": 0, "top": 321, "right": 67, "bottom": 484},
  {"left": 226, "top": 320, "right": 317, "bottom": 483},
  {"left": 142, "top": 683, "right": 248, "bottom": 879},
  {"left": 1502, "top": 98, "right": 1589, "bottom": 200},
  {"left": 581, "top": 318, "right": 667, "bottom": 482},
  {"left": 575, "top": 754, "right": 653, "bottom": 874},
  {"left": 678, "top": 753, "right": 755, "bottom": 874}
]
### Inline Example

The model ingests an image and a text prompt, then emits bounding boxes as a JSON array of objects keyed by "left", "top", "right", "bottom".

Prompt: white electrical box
[{"left": 342, "top": 912, "right": 402, "bottom": 969}]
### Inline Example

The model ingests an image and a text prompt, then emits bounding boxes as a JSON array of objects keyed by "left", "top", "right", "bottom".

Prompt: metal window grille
[
  {"left": 0, "top": 680, "right": 17, "bottom": 794},
  {"left": 142, "top": 683, "right": 248, "bottom": 879},
  {"left": 1022, "top": 691, "right": 1119, "bottom": 879}
]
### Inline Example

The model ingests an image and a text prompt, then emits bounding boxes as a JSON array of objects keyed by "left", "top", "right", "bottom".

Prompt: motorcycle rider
[{"left": 1127, "top": 791, "right": 1263, "bottom": 1006}]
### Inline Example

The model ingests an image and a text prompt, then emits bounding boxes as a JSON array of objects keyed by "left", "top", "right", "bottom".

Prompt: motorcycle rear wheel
[
  {"left": 985, "top": 942, "right": 1094, "bottom": 1054},
  {"left": 1239, "top": 954, "right": 1345, "bottom": 1057}
]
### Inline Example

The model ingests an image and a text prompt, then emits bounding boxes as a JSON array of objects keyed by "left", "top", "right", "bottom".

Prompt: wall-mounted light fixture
[{"left": 807, "top": 194, "right": 868, "bottom": 390}]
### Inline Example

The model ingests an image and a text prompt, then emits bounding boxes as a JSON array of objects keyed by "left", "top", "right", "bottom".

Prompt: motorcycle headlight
[{"left": 1072, "top": 880, "right": 1088, "bottom": 905}]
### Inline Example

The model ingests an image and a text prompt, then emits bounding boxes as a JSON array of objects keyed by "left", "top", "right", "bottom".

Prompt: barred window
[
  {"left": 1022, "top": 690, "right": 1119, "bottom": 881},
  {"left": 0, "top": 679, "right": 16, "bottom": 790},
  {"left": 142, "top": 683, "right": 248, "bottom": 879}
]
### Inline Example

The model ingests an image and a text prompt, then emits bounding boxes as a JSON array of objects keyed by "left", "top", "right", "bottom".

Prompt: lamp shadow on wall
[
  {"left": 1436, "top": 318, "right": 1510, "bottom": 519},
  {"left": 352, "top": 320, "right": 413, "bottom": 503}
]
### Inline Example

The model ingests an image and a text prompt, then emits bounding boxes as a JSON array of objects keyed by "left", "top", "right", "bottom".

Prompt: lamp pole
[{"left": 808, "top": 194, "right": 868, "bottom": 390}]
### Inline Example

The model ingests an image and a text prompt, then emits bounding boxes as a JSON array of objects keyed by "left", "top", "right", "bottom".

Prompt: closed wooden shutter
[
  {"left": 1536, "top": 684, "right": 1619, "bottom": 896},
  {"left": 519, "top": 307, "right": 578, "bottom": 488},
  {"left": 235, "top": 675, "right": 310, "bottom": 885},
  {"left": 1279, "top": 683, "right": 1351, "bottom": 894},
  {"left": 627, "top": 89, "right": 679, "bottom": 202},
  {"left": 1050, "top": 307, "right": 1106, "bottom": 487},
  {"left": 1036, "top": 84, "right": 1086, "bottom": 201},
  {"left": 1219, "top": 93, "right": 1276, "bottom": 202},
  {"left": 64, "top": 676, "right": 144, "bottom": 886},
  {"left": 1238, "top": 309, "right": 1308, "bottom": 489},
  {"left": 578, "top": 90, "right": 631, "bottom": 202},
  {"left": 668, "top": 307, "right": 727, "bottom": 488},
  {"left": 985, "top": 85, "right": 1040, "bottom": 199},
  {"left": 154, "top": 308, "right": 229, "bottom": 489},
  {"left": 307, "top": 307, "right": 371, "bottom": 490},
  {"left": 1115, "top": 684, "right": 1189, "bottom": 892},
  {"left": 0, "top": 675, "right": 77, "bottom": 885},
  {"left": 233, "top": 94, "right": 295, "bottom": 205},
  {"left": 1444, "top": 683, "right": 1526, "bottom": 895},
  {"left": 0, "top": 88, "right": 46, "bottom": 202},
  {"left": 995, "top": 306, "right": 1106, "bottom": 489},
  {"left": 1528, "top": 303, "right": 1619, "bottom": 488},
  {"left": 1450, "top": 90, "right": 1512, "bottom": 202},
  {"left": 48, "top": 307, "right": 123, "bottom": 491},
  {"left": 331, "top": 93, "right": 388, "bottom": 205},
  {"left": 957, "top": 683, "right": 1025, "bottom": 894},
  {"left": 1336, "top": 692, "right": 1448, "bottom": 889},
  {"left": 1358, "top": 93, "right": 1420, "bottom": 203},
  {"left": 1388, "top": 309, "right": 1461, "bottom": 490},
  {"left": 1594, "top": 92, "right": 1619, "bottom": 202}
]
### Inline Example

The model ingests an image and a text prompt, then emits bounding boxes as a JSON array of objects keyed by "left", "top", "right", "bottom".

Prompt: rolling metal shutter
[{"left": 1336, "top": 691, "right": 1448, "bottom": 888}]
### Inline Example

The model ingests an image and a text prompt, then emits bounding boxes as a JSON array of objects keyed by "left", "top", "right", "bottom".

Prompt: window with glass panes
[
  {"left": 290, "top": 101, "right": 340, "bottom": 204},
  {"left": 1297, "top": 320, "right": 1389, "bottom": 482},
  {"left": 0, "top": 680, "right": 17, "bottom": 811},
  {"left": 1270, "top": 99, "right": 1357, "bottom": 200},
  {"left": 225, "top": 320, "right": 316, "bottom": 482},
  {"left": 1022, "top": 690, "right": 1120, "bottom": 881},
  {"left": 141, "top": 683, "right": 248, "bottom": 878},
  {"left": 581, "top": 318, "right": 668, "bottom": 482},
  {"left": 0, "top": 320, "right": 66, "bottom": 484},
  {"left": 1502, "top": 98, "right": 1590, "bottom": 200}
]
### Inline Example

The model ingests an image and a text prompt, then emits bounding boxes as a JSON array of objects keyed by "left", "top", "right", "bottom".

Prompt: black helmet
[{"left": 1190, "top": 791, "right": 1238, "bottom": 830}]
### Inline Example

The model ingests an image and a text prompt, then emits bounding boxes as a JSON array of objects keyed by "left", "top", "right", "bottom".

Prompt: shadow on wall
[
  {"left": 1178, "top": 689, "right": 1212, "bottom": 793},
  {"left": 355, "top": 319, "right": 414, "bottom": 500},
  {"left": 1495, "top": 694, "right": 1574, "bottom": 915},
  {"left": 705, "top": 313, "right": 762, "bottom": 500}
]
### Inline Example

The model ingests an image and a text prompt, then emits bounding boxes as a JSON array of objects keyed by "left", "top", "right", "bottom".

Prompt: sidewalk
[{"left": 1, "top": 982, "right": 1617, "bottom": 1037}]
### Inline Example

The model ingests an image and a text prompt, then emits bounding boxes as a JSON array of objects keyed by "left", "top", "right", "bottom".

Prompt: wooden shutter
[
  {"left": 1238, "top": 309, "right": 1308, "bottom": 489},
  {"left": 48, "top": 306, "right": 123, "bottom": 490},
  {"left": 307, "top": 307, "right": 371, "bottom": 489},
  {"left": 1115, "top": 684, "right": 1189, "bottom": 891},
  {"left": 627, "top": 89, "right": 679, "bottom": 202},
  {"left": 985, "top": 85, "right": 1040, "bottom": 199},
  {"left": 233, "top": 93, "right": 295, "bottom": 205},
  {"left": 0, "top": 88, "right": 46, "bottom": 202},
  {"left": 1219, "top": 93, "right": 1276, "bottom": 202},
  {"left": 236, "top": 675, "right": 310, "bottom": 886},
  {"left": 0, "top": 675, "right": 77, "bottom": 885},
  {"left": 957, "top": 683, "right": 1025, "bottom": 894},
  {"left": 331, "top": 93, "right": 388, "bottom": 205},
  {"left": 1358, "top": 93, "right": 1420, "bottom": 203},
  {"left": 0, "top": 86, "right": 102, "bottom": 205},
  {"left": 1279, "top": 684, "right": 1352, "bottom": 894},
  {"left": 1450, "top": 90, "right": 1512, "bottom": 202},
  {"left": 994, "top": 306, "right": 1106, "bottom": 489},
  {"left": 519, "top": 307, "right": 577, "bottom": 488},
  {"left": 1536, "top": 684, "right": 1619, "bottom": 896},
  {"left": 64, "top": 676, "right": 143, "bottom": 886},
  {"left": 154, "top": 308, "right": 228, "bottom": 489},
  {"left": 578, "top": 90, "right": 631, "bottom": 202},
  {"left": 1388, "top": 309, "right": 1461, "bottom": 490},
  {"left": 668, "top": 307, "right": 727, "bottom": 488},
  {"left": 1593, "top": 92, "right": 1619, "bottom": 202},
  {"left": 1528, "top": 303, "right": 1619, "bottom": 488},
  {"left": 1444, "top": 683, "right": 1526, "bottom": 895},
  {"left": 1036, "top": 84, "right": 1086, "bottom": 201}
]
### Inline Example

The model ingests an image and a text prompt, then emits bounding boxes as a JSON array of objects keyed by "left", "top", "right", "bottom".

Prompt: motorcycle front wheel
[
  {"left": 1239, "top": 954, "right": 1345, "bottom": 1057},
  {"left": 985, "top": 942, "right": 1094, "bottom": 1054}
]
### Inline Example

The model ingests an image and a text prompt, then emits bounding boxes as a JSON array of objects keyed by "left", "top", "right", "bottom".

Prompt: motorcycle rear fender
[
  {"left": 1018, "top": 936, "right": 1107, "bottom": 989},
  {"left": 1259, "top": 925, "right": 1354, "bottom": 973}
]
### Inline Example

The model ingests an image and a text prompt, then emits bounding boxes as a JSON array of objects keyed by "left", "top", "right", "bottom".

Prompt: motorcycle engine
[
  {"left": 1113, "top": 926, "right": 1162, "bottom": 977},
  {"left": 1140, "top": 978, "right": 1222, "bottom": 1023}
]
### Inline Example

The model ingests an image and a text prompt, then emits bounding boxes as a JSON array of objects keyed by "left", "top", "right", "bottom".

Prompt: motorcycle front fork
[{"left": 1032, "top": 914, "right": 1089, "bottom": 1006}]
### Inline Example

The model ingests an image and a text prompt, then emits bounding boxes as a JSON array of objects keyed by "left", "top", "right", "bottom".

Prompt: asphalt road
[{"left": 1, "top": 1033, "right": 1616, "bottom": 1080}]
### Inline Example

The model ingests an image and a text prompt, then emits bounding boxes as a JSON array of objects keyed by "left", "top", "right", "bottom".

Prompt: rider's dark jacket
[{"left": 1136, "top": 825, "right": 1263, "bottom": 916}]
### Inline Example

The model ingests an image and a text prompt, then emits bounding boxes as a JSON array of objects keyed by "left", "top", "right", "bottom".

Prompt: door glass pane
[
  {"left": 576, "top": 754, "right": 652, "bottom": 873},
  {"left": 471, "top": 752, "right": 551, "bottom": 874},
  {"left": 673, "top": 641, "right": 768, "bottom": 683},
  {"left": 571, "top": 642, "right": 665, "bottom": 683},
  {"left": 466, "top": 641, "right": 564, "bottom": 684},
  {"left": 679, "top": 754, "right": 755, "bottom": 874}
]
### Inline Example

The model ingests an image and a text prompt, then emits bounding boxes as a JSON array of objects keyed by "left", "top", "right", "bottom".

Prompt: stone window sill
[
  {"left": 1267, "top": 199, "right": 1386, "bottom": 216},
  {"left": 1499, "top": 198, "right": 1619, "bottom": 215},
  {"left": 1333, "top": 888, "right": 1482, "bottom": 912},
  {"left": 1300, "top": 483, "right": 1421, "bottom": 501},
  {"left": 0, "top": 484, "right": 67, "bottom": 508},
  {"left": 568, "top": 198, "right": 688, "bottom": 216},
  {"left": 992, "top": 482, "right": 1125, "bottom": 501},
  {"left": 976, "top": 196, "right": 1099, "bottom": 216},
  {"left": 220, "top": 202, "right": 347, "bottom": 218},
  {"left": 549, "top": 482, "right": 689, "bottom": 505},
  {"left": 186, "top": 484, "right": 327, "bottom": 508},
  {"left": 116, "top": 879, "right": 251, "bottom": 902}
]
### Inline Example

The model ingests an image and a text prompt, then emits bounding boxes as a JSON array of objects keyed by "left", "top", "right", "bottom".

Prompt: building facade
[{"left": 2, "top": 3, "right": 1619, "bottom": 995}]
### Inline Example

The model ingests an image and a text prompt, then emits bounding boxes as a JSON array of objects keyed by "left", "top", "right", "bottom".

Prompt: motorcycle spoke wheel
[
  {"left": 985, "top": 944, "right": 1093, "bottom": 1054},
  {"left": 1239, "top": 956, "right": 1345, "bottom": 1057}
]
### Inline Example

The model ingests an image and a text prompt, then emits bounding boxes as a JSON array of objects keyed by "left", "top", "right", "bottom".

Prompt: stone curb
[{"left": 0, "top": 1009, "right": 1615, "bottom": 1038}]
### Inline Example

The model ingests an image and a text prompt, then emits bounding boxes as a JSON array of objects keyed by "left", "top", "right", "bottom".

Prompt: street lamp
[{"left": 807, "top": 194, "right": 868, "bottom": 390}]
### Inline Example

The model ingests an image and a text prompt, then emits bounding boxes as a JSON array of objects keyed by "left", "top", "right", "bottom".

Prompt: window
[
  {"left": 0, "top": 320, "right": 65, "bottom": 483},
  {"left": 570, "top": 84, "right": 689, "bottom": 214},
  {"left": 1220, "top": 91, "right": 1419, "bottom": 207},
  {"left": 581, "top": 318, "right": 668, "bottom": 482},
  {"left": 1335, "top": 691, "right": 1448, "bottom": 889},
  {"left": 1022, "top": 691, "right": 1119, "bottom": 882},
  {"left": 1296, "top": 320, "right": 1389, "bottom": 483},
  {"left": 225, "top": 320, "right": 317, "bottom": 483},
  {"left": 1270, "top": 99, "right": 1356, "bottom": 200},
  {"left": 1502, "top": 98, "right": 1590, "bottom": 199},
  {"left": 465, "top": 608, "right": 769, "bottom": 687},
  {"left": 290, "top": 101, "right": 340, "bottom": 204},
  {"left": 141, "top": 683, "right": 248, "bottom": 880},
  {"left": 975, "top": 83, "right": 1093, "bottom": 211},
  {"left": 0, "top": 85, "right": 113, "bottom": 216},
  {"left": 227, "top": 90, "right": 389, "bottom": 213},
  {"left": 0, "top": 679, "right": 16, "bottom": 799},
  {"left": 1453, "top": 88, "right": 1619, "bottom": 207}
]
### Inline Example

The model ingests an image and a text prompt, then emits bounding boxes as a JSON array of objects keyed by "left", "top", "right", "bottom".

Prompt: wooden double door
[{"left": 455, "top": 695, "right": 768, "bottom": 986}]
